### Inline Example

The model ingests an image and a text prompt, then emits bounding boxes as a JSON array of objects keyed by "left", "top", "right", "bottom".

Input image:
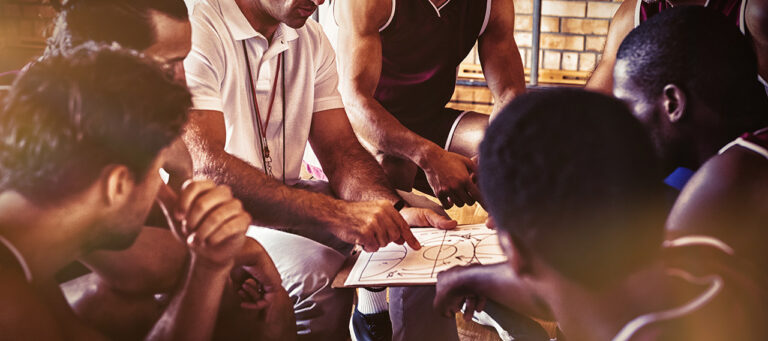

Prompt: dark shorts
[{"left": 405, "top": 107, "right": 464, "bottom": 146}]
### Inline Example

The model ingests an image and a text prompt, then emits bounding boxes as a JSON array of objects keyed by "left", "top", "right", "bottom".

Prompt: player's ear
[
  {"left": 101, "top": 164, "right": 136, "bottom": 207},
  {"left": 497, "top": 229, "right": 532, "bottom": 277},
  {"left": 661, "top": 84, "right": 686, "bottom": 124}
]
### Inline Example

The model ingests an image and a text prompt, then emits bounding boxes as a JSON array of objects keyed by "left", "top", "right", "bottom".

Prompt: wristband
[{"left": 393, "top": 199, "right": 406, "bottom": 211}]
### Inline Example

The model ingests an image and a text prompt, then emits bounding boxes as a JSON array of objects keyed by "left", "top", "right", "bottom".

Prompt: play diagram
[{"left": 344, "top": 224, "right": 507, "bottom": 286}]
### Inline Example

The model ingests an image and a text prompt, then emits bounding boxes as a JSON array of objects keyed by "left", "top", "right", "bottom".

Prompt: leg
[
  {"left": 389, "top": 286, "right": 459, "bottom": 341},
  {"left": 445, "top": 111, "right": 489, "bottom": 158},
  {"left": 246, "top": 226, "right": 354, "bottom": 340},
  {"left": 388, "top": 191, "right": 460, "bottom": 341},
  {"left": 62, "top": 273, "right": 166, "bottom": 341}
]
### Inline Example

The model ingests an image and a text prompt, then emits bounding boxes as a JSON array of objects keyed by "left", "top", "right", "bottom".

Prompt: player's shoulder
[
  {"left": 334, "top": 0, "right": 392, "bottom": 29},
  {"left": 0, "top": 270, "right": 64, "bottom": 339},
  {"left": 610, "top": 0, "right": 639, "bottom": 33}
]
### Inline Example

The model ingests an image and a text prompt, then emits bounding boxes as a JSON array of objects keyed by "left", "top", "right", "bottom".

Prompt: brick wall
[
  {"left": 0, "top": 0, "right": 54, "bottom": 73},
  {"left": 463, "top": 0, "right": 622, "bottom": 74}
]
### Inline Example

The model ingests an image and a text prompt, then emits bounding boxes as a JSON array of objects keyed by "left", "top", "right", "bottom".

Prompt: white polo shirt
[{"left": 184, "top": 0, "right": 344, "bottom": 184}]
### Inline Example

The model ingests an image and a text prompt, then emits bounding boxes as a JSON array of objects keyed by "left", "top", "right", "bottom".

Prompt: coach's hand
[{"left": 327, "top": 200, "right": 421, "bottom": 252}]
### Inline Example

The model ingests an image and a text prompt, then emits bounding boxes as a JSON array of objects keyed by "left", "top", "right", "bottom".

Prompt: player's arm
[
  {"left": 434, "top": 263, "right": 554, "bottom": 321},
  {"left": 584, "top": 0, "right": 637, "bottom": 94},
  {"left": 478, "top": 0, "right": 526, "bottom": 122},
  {"left": 336, "top": 0, "right": 443, "bottom": 168},
  {"left": 79, "top": 226, "right": 187, "bottom": 295},
  {"left": 746, "top": 0, "right": 768, "bottom": 79},
  {"left": 336, "top": 0, "right": 481, "bottom": 209}
]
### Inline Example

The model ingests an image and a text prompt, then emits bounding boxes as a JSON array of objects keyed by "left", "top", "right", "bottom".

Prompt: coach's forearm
[
  {"left": 189, "top": 144, "right": 346, "bottom": 233},
  {"left": 322, "top": 136, "right": 402, "bottom": 203}
]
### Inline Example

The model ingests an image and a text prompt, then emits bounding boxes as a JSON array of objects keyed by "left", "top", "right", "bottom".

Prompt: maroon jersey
[
  {"left": 718, "top": 127, "right": 768, "bottom": 160},
  {"left": 637, "top": 0, "right": 746, "bottom": 30},
  {"left": 374, "top": 0, "right": 490, "bottom": 135}
]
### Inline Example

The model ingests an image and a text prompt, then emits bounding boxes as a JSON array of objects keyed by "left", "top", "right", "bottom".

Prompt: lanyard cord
[{"left": 242, "top": 40, "right": 286, "bottom": 184}]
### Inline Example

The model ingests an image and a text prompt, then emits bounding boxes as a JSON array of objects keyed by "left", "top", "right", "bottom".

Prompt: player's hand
[
  {"left": 419, "top": 147, "right": 483, "bottom": 209},
  {"left": 157, "top": 180, "right": 251, "bottom": 270},
  {"left": 232, "top": 239, "right": 283, "bottom": 309},
  {"left": 434, "top": 264, "right": 487, "bottom": 320},
  {"left": 400, "top": 207, "right": 457, "bottom": 230},
  {"left": 329, "top": 200, "right": 421, "bottom": 252},
  {"left": 230, "top": 239, "right": 296, "bottom": 340}
]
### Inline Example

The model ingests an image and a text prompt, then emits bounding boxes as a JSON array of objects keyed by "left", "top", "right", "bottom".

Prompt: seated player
[
  {"left": 43, "top": 2, "right": 296, "bottom": 339},
  {"left": 477, "top": 88, "right": 767, "bottom": 340},
  {"left": 434, "top": 9, "right": 768, "bottom": 331},
  {"left": 613, "top": 7, "right": 768, "bottom": 284},
  {"left": 586, "top": 0, "right": 768, "bottom": 95},
  {"left": 0, "top": 45, "right": 257, "bottom": 340}
]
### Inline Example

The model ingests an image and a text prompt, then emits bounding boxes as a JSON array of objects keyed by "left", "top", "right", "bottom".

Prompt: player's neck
[
  {"left": 0, "top": 191, "right": 93, "bottom": 281},
  {"left": 429, "top": 0, "right": 450, "bottom": 8},
  {"left": 664, "top": 0, "right": 708, "bottom": 6},
  {"left": 236, "top": 0, "right": 280, "bottom": 43}
]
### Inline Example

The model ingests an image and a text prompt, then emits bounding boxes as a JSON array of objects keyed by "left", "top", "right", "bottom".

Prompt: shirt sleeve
[
  {"left": 311, "top": 23, "right": 345, "bottom": 113},
  {"left": 184, "top": 9, "right": 226, "bottom": 112}
]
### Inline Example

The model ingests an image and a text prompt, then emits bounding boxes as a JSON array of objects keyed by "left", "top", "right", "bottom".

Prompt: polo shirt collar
[{"left": 221, "top": 0, "right": 299, "bottom": 43}]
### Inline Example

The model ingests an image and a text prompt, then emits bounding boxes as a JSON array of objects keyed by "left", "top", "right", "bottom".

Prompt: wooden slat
[{"left": 458, "top": 63, "right": 590, "bottom": 86}]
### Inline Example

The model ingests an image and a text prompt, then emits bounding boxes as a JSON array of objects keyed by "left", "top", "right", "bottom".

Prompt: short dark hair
[
  {"left": 479, "top": 89, "right": 667, "bottom": 289},
  {"left": 0, "top": 44, "right": 191, "bottom": 204},
  {"left": 46, "top": 0, "right": 189, "bottom": 55},
  {"left": 616, "top": 6, "right": 768, "bottom": 136}
]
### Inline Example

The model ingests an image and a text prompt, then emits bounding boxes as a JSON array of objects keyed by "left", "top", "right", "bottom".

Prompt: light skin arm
[
  {"left": 584, "top": 0, "right": 637, "bottom": 94},
  {"left": 147, "top": 180, "right": 250, "bottom": 341},
  {"left": 478, "top": 0, "right": 526, "bottom": 122},
  {"left": 336, "top": 0, "right": 480, "bottom": 208},
  {"left": 183, "top": 109, "right": 422, "bottom": 251},
  {"left": 308, "top": 109, "right": 459, "bottom": 239},
  {"left": 309, "top": 108, "right": 400, "bottom": 203}
]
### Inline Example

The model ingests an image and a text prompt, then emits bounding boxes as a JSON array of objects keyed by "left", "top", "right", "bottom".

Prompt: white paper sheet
[{"left": 344, "top": 224, "right": 507, "bottom": 286}]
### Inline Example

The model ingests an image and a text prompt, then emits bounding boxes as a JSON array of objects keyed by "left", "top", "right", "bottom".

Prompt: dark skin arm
[
  {"left": 746, "top": 0, "right": 768, "bottom": 80},
  {"left": 478, "top": 0, "right": 526, "bottom": 122},
  {"left": 584, "top": 0, "right": 636, "bottom": 94},
  {"left": 434, "top": 263, "right": 554, "bottom": 321},
  {"left": 336, "top": 0, "right": 480, "bottom": 209}
]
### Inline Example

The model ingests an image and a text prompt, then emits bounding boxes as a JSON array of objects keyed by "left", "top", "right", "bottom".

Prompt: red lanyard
[
  {"left": 242, "top": 41, "right": 286, "bottom": 180},
  {"left": 243, "top": 41, "right": 283, "bottom": 139}
]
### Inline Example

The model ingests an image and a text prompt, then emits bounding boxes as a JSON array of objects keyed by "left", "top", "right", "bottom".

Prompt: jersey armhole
[
  {"left": 379, "top": 0, "right": 397, "bottom": 32},
  {"left": 479, "top": 0, "right": 493, "bottom": 36},
  {"left": 634, "top": 0, "right": 642, "bottom": 28}
]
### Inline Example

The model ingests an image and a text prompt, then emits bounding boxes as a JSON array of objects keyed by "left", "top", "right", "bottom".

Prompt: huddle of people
[{"left": 0, "top": 0, "right": 765, "bottom": 341}]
